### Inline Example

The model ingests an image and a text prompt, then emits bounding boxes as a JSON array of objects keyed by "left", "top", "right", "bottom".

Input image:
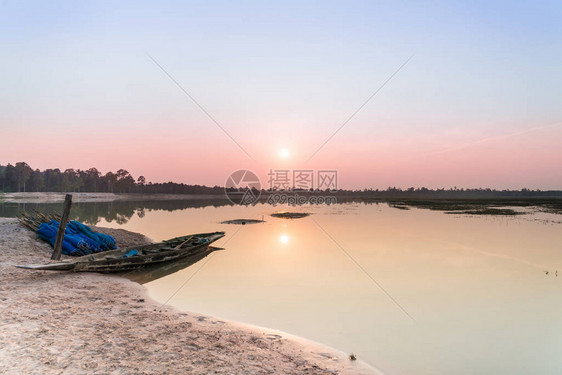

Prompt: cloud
[{"left": 422, "top": 123, "right": 562, "bottom": 156}]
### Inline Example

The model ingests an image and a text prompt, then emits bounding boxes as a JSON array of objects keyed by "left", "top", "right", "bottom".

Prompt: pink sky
[
  {"left": 3, "top": 119, "right": 561, "bottom": 190},
  {"left": 2, "top": 2, "right": 561, "bottom": 190}
]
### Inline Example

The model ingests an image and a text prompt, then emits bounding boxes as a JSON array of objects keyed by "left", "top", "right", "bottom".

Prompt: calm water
[{"left": 4, "top": 201, "right": 562, "bottom": 374}]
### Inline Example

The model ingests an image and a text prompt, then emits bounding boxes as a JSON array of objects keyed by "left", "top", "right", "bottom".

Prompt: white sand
[
  {"left": 0, "top": 192, "right": 226, "bottom": 203},
  {"left": 0, "top": 218, "right": 380, "bottom": 375}
]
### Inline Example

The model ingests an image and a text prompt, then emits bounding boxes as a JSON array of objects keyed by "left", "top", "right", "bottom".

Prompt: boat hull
[{"left": 17, "top": 231, "right": 225, "bottom": 273}]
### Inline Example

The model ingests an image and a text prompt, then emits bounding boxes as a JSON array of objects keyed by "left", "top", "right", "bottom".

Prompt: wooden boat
[{"left": 17, "top": 231, "right": 225, "bottom": 273}]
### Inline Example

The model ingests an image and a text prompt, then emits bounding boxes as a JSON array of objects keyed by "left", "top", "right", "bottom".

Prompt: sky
[{"left": 1, "top": 0, "right": 561, "bottom": 190}]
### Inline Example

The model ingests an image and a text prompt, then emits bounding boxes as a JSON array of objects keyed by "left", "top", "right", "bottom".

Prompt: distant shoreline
[
  {"left": 3, "top": 190, "right": 562, "bottom": 201},
  {"left": 1, "top": 191, "right": 561, "bottom": 216}
]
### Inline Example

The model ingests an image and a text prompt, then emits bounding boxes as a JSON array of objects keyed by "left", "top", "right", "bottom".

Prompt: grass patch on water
[
  {"left": 445, "top": 208, "right": 523, "bottom": 216},
  {"left": 385, "top": 199, "right": 562, "bottom": 216}
]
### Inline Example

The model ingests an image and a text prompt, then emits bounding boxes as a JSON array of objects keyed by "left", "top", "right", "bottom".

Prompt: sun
[{"left": 279, "top": 148, "right": 290, "bottom": 159}]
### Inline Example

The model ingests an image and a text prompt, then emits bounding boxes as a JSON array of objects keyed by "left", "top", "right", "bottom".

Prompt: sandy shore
[
  {"left": 0, "top": 192, "right": 227, "bottom": 203},
  {"left": 0, "top": 218, "right": 379, "bottom": 375}
]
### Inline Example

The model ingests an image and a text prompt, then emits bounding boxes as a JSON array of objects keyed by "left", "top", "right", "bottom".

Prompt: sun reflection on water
[{"left": 279, "top": 234, "right": 290, "bottom": 244}]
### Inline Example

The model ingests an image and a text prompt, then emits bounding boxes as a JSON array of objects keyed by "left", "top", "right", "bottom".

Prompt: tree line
[
  {"left": 1, "top": 161, "right": 560, "bottom": 198},
  {"left": 0, "top": 162, "right": 224, "bottom": 194}
]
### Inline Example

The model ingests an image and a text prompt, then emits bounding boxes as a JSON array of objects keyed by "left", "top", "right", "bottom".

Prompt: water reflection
[
  {"left": 123, "top": 203, "right": 562, "bottom": 375},
  {"left": 4, "top": 197, "right": 556, "bottom": 228},
  {"left": 124, "top": 246, "right": 222, "bottom": 284},
  {"left": 0, "top": 199, "right": 232, "bottom": 225},
  {"left": 3, "top": 198, "right": 562, "bottom": 374},
  {"left": 0, "top": 198, "right": 381, "bottom": 227}
]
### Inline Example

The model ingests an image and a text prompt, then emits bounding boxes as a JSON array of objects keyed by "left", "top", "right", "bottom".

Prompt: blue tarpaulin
[
  {"left": 122, "top": 249, "right": 138, "bottom": 258},
  {"left": 36, "top": 220, "right": 116, "bottom": 256}
]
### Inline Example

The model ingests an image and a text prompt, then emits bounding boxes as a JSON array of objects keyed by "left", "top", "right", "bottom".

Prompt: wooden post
[{"left": 51, "top": 194, "right": 73, "bottom": 260}]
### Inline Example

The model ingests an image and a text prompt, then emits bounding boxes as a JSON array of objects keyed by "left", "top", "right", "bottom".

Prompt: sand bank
[
  {"left": 0, "top": 192, "right": 227, "bottom": 203},
  {"left": 0, "top": 218, "right": 380, "bottom": 375}
]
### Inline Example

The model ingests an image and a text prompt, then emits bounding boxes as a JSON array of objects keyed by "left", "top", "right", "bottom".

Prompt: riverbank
[
  {"left": 3, "top": 192, "right": 562, "bottom": 217},
  {"left": 0, "top": 218, "right": 378, "bottom": 375}
]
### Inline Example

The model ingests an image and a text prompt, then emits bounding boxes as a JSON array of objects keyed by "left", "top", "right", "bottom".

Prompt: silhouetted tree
[
  {"left": 15, "top": 162, "right": 32, "bottom": 192},
  {"left": 62, "top": 169, "right": 80, "bottom": 192},
  {"left": 84, "top": 168, "right": 101, "bottom": 192},
  {"left": 0, "top": 165, "right": 5, "bottom": 192},
  {"left": 4, "top": 164, "right": 17, "bottom": 192},
  {"left": 103, "top": 172, "right": 117, "bottom": 193},
  {"left": 44, "top": 168, "right": 62, "bottom": 191},
  {"left": 115, "top": 169, "right": 135, "bottom": 193},
  {"left": 27, "top": 169, "right": 45, "bottom": 192}
]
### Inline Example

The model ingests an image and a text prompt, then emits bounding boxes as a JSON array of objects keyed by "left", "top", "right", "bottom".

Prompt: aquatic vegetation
[
  {"left": 385, "top": 199, "right": 562, "bottom": 216},
  {"left": 221, "top": 219, "right": 265, "bottom": 225},
  {"left": 270, "top": 212, "right": 311, "bottom": 219},
  {"left": 445, "top": 208, "right": 523, "bottom": 216}
]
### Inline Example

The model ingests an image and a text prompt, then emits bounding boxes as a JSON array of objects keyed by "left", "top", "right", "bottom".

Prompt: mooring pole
[{"left": 51, "top": 194, "right": 73, "bottom": 260}]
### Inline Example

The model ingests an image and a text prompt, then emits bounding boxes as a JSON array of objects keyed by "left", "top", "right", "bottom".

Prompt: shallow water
[{"left": 4, "top": 201, "right": 562, "bottom": 374}]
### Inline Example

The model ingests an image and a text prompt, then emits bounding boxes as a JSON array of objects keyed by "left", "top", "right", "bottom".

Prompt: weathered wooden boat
[{"left": 16, "top": 231, "right": 225, "bottom": 273}]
